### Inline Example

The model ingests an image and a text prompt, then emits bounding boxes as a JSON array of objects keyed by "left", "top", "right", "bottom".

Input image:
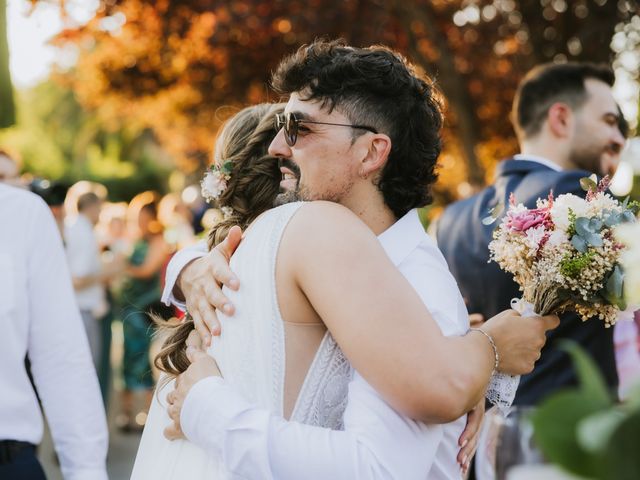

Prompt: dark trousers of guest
[{"left": 0, "top": 443, "right": 46, "bottom": 479}]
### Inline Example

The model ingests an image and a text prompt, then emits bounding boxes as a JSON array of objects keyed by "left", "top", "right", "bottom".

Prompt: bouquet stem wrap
[{"left": 486, "top": 298, "right": 538, "bottom": 415}]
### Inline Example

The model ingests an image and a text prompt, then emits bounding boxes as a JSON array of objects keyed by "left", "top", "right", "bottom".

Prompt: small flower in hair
[
  {"left": 201, "top": 161, "right": 233, "bottom": 202},
  {"left": 220, "top": 206, "right": 234, "bottom": 220}
]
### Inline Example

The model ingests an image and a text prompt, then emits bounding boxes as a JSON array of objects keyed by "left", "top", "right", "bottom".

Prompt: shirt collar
[
  {"left": 377, "top": 209, "right": 425, "bottom": 267},
  {"left": 513, "top": 154, "right": 563, "bottom": 172}
]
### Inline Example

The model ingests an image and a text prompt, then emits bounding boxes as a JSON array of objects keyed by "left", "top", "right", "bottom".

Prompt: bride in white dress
[{"left": 131, "top": 104, "right": 351, "bottom": 479}]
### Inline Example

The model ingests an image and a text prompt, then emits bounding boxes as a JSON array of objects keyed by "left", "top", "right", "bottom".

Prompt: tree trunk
[{"left": 0, "top": 0, "right": 15, "bottom": 128}]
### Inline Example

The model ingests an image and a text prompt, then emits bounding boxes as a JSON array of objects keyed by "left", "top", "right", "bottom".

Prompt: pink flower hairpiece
[{"left": 201, "top": 161, "right": 233, "bottom": 203}]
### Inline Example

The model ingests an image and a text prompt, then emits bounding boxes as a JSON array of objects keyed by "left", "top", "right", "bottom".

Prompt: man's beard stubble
[{"left": 274, "top": 189, "right": 302, "bottom": 206}]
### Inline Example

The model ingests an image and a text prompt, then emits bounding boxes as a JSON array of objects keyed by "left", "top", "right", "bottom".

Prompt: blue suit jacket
[{"left": 437, "top": 159, "right": 618, "bottom": 405}]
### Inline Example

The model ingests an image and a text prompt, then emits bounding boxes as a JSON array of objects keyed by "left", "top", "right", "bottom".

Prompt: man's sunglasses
[{"left": 275, "top": 112, "right": 378, "bottom": 147}]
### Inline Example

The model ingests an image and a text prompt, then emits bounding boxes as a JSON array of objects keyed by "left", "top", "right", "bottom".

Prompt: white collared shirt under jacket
[
  {"left": 162, "top": 208, "right": 470, "bottom": 479},
  {"left": 0, "top": 184, "right": 108, "bottom": 480}
]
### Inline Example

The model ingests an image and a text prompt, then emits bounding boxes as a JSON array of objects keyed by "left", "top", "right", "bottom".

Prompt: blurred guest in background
[
  {"left": 158, "top": 192, "right": 196, "bottom": 250},
  {"left": 65, "top": 192, "right": 115, "bottom": 372},
  {"left": 0, "top": 149, "right": 22, "bottom": 187},
  {"left": 0, "top": 182, "right": 108, "bottom": 479},
  {"left": 95, "top": 202, "right": 131, "bottom": 406},
  {"left": 614, "top": 310, "right": 640, "bottom": 400},
  {"left": 29, "top": 179, "right": 69, "bottom": 240},
  {"left": 117, "top": 191, "right": 170, "bottom": 431},
  {"left": 437, "top": 62, "right": 626, "bottom": 407}
]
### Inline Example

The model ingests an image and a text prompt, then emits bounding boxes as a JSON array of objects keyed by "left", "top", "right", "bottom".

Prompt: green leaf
[
  {"left": 580, "top": 177, "right": 598, "bottom": 192},
  {"left": 602, "top": 266, "right": 626, "bottom": 309},
  {"left": 606, "top": 266, "right": 623, "bottom": 299},
  {"left": 603, "top": 212, "right": 621, "bottom": 227},
  {"left": 589, "top": 218, "right": 603, "bottom": 231},
  {"left": 561, "top": 341, "right": 611, "bottom": 405},
  {"left": 601, "top": 409, "right": 640, "bottom": 480},
  {"left": 575, "top": 217, "right": 592, "bottom": 236},
  {"left": 571, "top": 235, "right": 588, "bottom": 253},
  {"left": 576, "top": 409, "right": 627, "bottom": 453},
  {"left": 531, "top": 391, "right": 607, "bottom": 478},
  {"left": 222, "top": 161, "right": 234, "bottom": 173},
  {"left": 622, "top": 196, "right": 630, "bottom": 209},
  {"left": 482, "top": 203, "right": 503, "bottom": 225},
  {"left": 623, "top": 382, "right": 640, "bottom": 410},
  {"left": 585, "top": 233, "right": 603, "bottom": 247},
  {"left": 622, "top": 211, "right": 636, "bottom": 223}
]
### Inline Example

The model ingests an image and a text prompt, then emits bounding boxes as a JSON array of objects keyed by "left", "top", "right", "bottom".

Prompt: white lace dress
[{"left": 131, "top": 203, "right": 352, "bottom": 479}]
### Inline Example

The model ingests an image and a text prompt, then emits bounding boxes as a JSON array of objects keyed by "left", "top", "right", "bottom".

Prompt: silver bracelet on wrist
[{"left": 470, "top": 328, "right": 499, "bottom": 373}]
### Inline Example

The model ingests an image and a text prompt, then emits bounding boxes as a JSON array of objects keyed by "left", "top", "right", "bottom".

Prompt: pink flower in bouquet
[{"left": 506, "top": 208, "right": 550, "bottom": 232}]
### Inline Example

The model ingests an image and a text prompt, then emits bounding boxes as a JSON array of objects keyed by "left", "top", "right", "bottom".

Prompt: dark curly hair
[
  {"left": 154, "top": 103, "right": 284, "bottom": 378},
  {"left": 271, "top": 39, "right": 443, "bottom": 219}
]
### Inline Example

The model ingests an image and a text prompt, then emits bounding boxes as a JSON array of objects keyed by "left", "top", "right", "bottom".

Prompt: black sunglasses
[{"left": 275, "top": 112, "right": 378, "bottom": 146}]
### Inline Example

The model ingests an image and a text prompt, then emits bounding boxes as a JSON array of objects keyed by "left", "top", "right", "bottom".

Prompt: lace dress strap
[{"left": 290, "top": 333, "right": 353, "bottom": 430}]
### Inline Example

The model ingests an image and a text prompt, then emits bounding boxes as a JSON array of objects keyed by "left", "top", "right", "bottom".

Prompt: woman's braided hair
[{"left": 154, "top": 103, "right": 284, "bottom": 378}]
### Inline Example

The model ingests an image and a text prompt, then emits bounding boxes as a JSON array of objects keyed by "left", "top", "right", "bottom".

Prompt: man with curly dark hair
[
  {"left": 268, "top": 41, "right": 442, "bottom": 220},
  {"left": 161, "top": 40, "right": 557, "bottom": 479}
]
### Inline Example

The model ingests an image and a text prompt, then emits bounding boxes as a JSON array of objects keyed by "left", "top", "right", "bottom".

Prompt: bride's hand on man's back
[{"left": 178, "top": 226, "right": 243, "bottom": 346}]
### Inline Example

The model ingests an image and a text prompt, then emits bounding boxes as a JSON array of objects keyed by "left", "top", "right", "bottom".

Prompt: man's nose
[
  {"left": 612, "top": 127, "right": 626, "bottom": 153},
  {"left": 269, "top": 129, "right": 292, "bottom": 158}
]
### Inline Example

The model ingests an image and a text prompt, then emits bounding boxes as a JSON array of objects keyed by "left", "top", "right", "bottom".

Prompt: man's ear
[
  {"left": 360, "top": 134, "right": 392, "bottom": 178},
  {"left": 547, "top": 102, "right": 573, "bottom": 138}
]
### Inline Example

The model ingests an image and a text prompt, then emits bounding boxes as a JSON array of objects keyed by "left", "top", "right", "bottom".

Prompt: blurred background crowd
[
  {"left": 0, "top": 156, "right": 220, "bottom": 420},
  {"left": 1, "top": 0, "right": 640, "bottom": 478}
]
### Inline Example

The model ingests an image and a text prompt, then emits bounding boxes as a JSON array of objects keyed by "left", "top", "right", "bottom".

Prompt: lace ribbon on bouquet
[{"left": 485, "top": 298, "right": 537, "bottom": 415}]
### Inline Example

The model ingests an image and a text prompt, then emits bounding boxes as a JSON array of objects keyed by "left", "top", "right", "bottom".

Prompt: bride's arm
[{"left": 284, "top": 202, "right": 555, "bottom": 422}]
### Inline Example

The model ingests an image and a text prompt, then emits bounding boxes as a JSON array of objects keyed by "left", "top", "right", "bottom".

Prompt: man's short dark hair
[
  {"left": 271, "top": 39, "right": 443, "bottom": 219},
  {"left": 512, "top": 62, "right": 615, "bottom": 139},
  {"left": 29, "top": 179, "right": 69, "bottom": 206},
  {"left": 77, "top": 192, "right": 101, "bottom": 212}
]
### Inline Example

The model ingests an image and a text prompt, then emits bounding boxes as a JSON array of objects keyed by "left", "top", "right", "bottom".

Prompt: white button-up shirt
[
  {"left": 163, "top": 209, "right": 469, "bottom": 479},
  {"left": 65, "top": 214, "right": 108, "bottom": 317},
  {"left": 513, "top": 154, "right": 563, "bottom": 172},
  {"left": 0, "top": 185, "right": 108, "bottom": 480}
]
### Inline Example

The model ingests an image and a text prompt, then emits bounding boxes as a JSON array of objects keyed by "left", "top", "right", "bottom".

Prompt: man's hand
[
  {"left": 177, "top": 226, "right": 243, "bottom": 346},
  {"left": 163, "top": 339, "right": 222, "bottom": 441},
  {"left": 482, "top": 310, "right": 560, "bottom": 375},
  {"left": 457, "top": 399, "right": 484, "bottom": 475}
]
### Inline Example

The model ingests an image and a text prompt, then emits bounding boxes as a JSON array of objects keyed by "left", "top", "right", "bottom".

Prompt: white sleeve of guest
[
  {"left": 181, "top": 377, "right": 438, "bottom": 480},
  {"left": 26, "top": 201, "right": 108, "bottom": 480},
  {"left": 161, "top": 240, "right": 208, "bottom": 311},
  {"left": 65, "top": 224, "right": 96, "bottom": 279}
]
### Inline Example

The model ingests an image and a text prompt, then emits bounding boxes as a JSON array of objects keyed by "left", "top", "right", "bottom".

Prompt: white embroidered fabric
[
  {"left": 291, "top": 333, "right": 352, "bottom": 429},
  {"left": 485, "top": 298, "right": 536, "bottom": 415}
]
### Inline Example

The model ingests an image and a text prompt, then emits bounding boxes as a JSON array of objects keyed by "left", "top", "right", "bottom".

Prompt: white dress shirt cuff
[
  {"left": 181, "top": 376, "right": 273, "bottom": 477},
  {"left": 63, "top": 467, "right": 109, "bottom": 480},
  {"left": 161, "top": 242, "right": 208, "bottom": 310}
]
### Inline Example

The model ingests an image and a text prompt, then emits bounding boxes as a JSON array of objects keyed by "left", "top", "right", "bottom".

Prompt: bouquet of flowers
[
  {"left": 489, "top": 176, "right": 638, "bottom": 327},
  {"left": 484, "top": 176, "right": 638, "bottom": 412}
]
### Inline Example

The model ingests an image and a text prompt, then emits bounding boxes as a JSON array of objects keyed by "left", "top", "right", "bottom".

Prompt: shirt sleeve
[
  {"left": 65, "top": 223, "right": 98, "bottom": 279},
  {"left": 181, "top": 377, "right": 440, "bottom": 480},
  {"left": 26, "top": 201, "right": 108, "bottom": 480},
  {"left": 161, "top": 240, "right": 209, "bottom": 310}
]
